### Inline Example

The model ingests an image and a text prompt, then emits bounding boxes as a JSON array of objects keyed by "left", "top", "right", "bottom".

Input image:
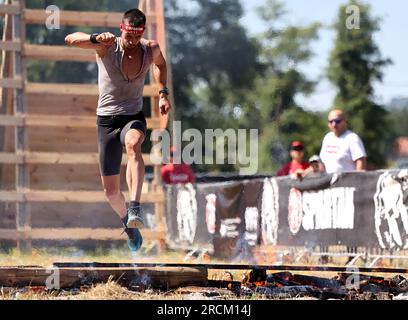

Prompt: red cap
[{"left": 291, "top": 141, "right": 303, "bottom": 148}]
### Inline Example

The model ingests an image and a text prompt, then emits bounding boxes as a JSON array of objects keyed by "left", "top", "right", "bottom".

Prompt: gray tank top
[{"left": 96, "top": 37, "right": 153, "bottom": 116}]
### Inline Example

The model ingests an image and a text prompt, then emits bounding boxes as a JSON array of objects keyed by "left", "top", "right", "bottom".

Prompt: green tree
[
  {"left": 165, "top": 0, "right": 261, "bottom": 128},
  {"left": 246, "top": 0, "right": 323, "bottom": 172},
  {"left": 327, "top": 0, "right": 392, "bottom": 168},
  {"left": 165, "top": 0, "right": 262, "bottom": 173}
]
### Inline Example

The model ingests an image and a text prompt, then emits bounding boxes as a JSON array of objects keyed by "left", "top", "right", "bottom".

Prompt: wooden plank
[
  {"left": 27, "top": 126, "right": 97, "bottom": 152},
  {"left": 0, "top": 229, "right": 24, "bottom": 240},
  {"left": 28, "top": 165, "right": 118, "bottom": 190},
  {"left": 26, "top": 114, "right": 96, "bottom": 127},
  {"left": 27, "top": 93, "right": 97, "bottom": 115},
  {"left": 0, "top": 228, "right": 165, "bottom": 241},
  {"left": 0, "top": 265, "right": 207, "bottom": 289},
  {"left": 0, "top": 114, "right": 23, "bottom": 126},
  {"left": 25, "top": 190, "right": 165, "bottom": 203},
  {"left": 0, "top": 152, "right": 23, "bottom": 163},
  {"left": 26, "top": 82, "right": 97, "bottom": 95},
  {"left": 0, "top": 4, "right": 20, "bottom": 15},
  {"left": 0, "top": 77, "right": 22, "bottom": 89},
  {"left": 31, "top": 228, "right": 165, "bottom": 241},
  {"left": 0, "top": 40, "right": 21, "bottom": 51},
  {"left": 0, "top": 190, "right": 165, "bottom": 203},
  {"left": 26, "top": 115, "right": 160, "bottom": 130},
  {"left": 24, "top": 9, "right": 155, "bottom": 27},
  {"left": 0, "top": 114, "right": 160, "bottom": 129},
  {"left": 26, "top": 82, "right": 159, "bottom": 96},
  {"left": 0, "top": 152, "right": 156, "bottom": 166},
  {"left": 0, "top": 191, "right": 24, "bottom": 202},
  {"left": 24, "top": 44, "right": 94, "bottom": 62}
]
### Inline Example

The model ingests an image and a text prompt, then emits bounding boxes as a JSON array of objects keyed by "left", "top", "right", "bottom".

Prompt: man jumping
[{"left": 65, "top": 8, "right": 171, "bottom": 251}]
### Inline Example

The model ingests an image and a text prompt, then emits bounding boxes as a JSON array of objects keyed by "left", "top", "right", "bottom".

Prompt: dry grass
[{"left": 1, "top": 245, "right": 407, "bottom": 300}]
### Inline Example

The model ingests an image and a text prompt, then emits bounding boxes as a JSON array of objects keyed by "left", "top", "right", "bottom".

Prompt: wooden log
[{"left": 0, "top": 266, "right": 207, "bottom": 289}]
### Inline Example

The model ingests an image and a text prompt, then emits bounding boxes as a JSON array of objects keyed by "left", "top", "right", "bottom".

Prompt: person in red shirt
[
  {"left": 276, "top": 141, "right": 310, "bottom": 177},
  {"left": 161, "top": 146, "right": 196, "bottom": 184}
]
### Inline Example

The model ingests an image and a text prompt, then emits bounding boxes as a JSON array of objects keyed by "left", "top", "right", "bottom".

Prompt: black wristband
[
  {"left": 159, "top": 87, "right": 169, "bottom": 95},
  {"left": 90, "top": 33, "right": 99, "bottom": 44}
]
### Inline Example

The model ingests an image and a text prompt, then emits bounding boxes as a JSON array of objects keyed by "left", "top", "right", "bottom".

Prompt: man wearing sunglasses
[
  {"left": 65, "top": 9, "right": 171, "bottom": 251},
  {"left": 319, "top": 109, "right": 366, "bottom": 174}
]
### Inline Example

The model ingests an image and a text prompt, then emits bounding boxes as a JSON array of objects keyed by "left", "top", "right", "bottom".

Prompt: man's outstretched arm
[{"left": 64, "top": 32, "right": 116, "bottom": 57}]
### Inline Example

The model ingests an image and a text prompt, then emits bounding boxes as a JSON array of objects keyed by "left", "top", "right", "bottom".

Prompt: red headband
[{"left": 120, "top": 23, "right": 145, "bottom": 35}]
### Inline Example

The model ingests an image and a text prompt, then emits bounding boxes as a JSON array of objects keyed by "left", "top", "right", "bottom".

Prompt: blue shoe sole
[
  {"left": 127, "top": 228, "right": 143, "bottom": 252},
  {"left": 127, "top": 216, "right": 144, "bottom": 229}
]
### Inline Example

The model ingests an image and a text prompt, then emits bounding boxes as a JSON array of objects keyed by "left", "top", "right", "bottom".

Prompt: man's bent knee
[
  {"left": 125, "top": 133, "right": 144, "bottom": 156},
  {"left": 104, "top": 188, "right": 121, "bottom": 200}
]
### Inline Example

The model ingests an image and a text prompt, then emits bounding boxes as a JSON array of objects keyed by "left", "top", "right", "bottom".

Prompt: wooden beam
[
  {"left": 30, "top": 228, "right": 166, "bottom": 241},
  {"left": 0, "top": 40, "right": 21, "bottom": 51},
  {"left": 0, "top": 114, "right": 23, "bottom": 126},
  {"left": 24, "top": 9, "right": 155, "bottom": 27},
  {"left": 0, "top": 191, "right": 24, "bottom": 202},
  {"left": 0, "top": 77, "right": 22, "bottom": 89},
  {"left": 0, "top": 4, "right": 20, "bottom": 15},
  {"left": 0, "top": 190, "right": 165, "bottom": 203},
  {"left": 24, "top": 9, "right": 122, "bottom": 27},
  {"left": 0, "top": 115, "right": 161, "bottom": 129},
  {"left": 24, "top": 44, "right": 95, "bottom": 62},
  {"left": 25, "top": 114, "right": 96, "bottom": 127},
  {"left": 26, "top": 82, "right": 160, "bottom": 96},
  {"left": 0, "top": 151, "right": 158, "bottom": 166},
  {"left": 0, "top": 265, "right": 207, "bottom": 289},
  {"left": 26, "top": 82, "right": 98, "bottom": 95},
  {"left": 0, "top": 152, "right": 23, "bottom": 163},
  {"left": 0, "top": 227, "right": 166, "bottom": 241}
]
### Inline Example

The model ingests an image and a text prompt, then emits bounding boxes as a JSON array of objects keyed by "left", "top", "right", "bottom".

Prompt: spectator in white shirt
[{"left": 320, "top": 109, "right": 367, "bottom": 174}]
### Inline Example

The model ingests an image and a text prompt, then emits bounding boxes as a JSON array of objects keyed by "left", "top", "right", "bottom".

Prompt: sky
[{"left": 240, "top": 0, "right": 408, "bottom": 112}]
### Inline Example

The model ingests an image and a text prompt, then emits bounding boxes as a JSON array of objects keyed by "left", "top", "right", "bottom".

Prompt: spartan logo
[
  {"left": 374, "top": 170, "right": 408, "bottom": 249},
  {"left": 176, "top": 183, "right": 198, "bottom": 244}
]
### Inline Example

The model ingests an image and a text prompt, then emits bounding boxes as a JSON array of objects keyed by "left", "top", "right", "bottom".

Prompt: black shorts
[{"left": 97, "top": 112, "right": 147, "bottom": 176}]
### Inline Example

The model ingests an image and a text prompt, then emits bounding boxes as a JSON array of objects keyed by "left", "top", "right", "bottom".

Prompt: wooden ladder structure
[{"left": 0, "top": 0, "right": 169, "bottom": 251}]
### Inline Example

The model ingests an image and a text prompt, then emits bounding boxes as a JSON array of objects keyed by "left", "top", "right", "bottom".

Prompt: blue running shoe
[
  {"left": 127, "top": 206, "right": 145, "bottom": 229},
  {"left": 123, "top": 227, "right": 143, "bottom": 252}
]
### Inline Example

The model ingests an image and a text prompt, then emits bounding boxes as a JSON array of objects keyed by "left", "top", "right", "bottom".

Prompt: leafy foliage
[{"left": 327, "top": 0, "right": 392, "bottom": 168}]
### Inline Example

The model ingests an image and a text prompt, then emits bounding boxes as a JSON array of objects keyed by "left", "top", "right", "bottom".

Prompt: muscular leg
[
  {"left": 101, "top": 174, "right": 127, "bottom": 219},
  {"left": 125, "top": 128, "right": 145, "bottom": 202}
]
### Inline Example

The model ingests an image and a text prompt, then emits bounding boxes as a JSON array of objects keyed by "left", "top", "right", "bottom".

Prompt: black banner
[{"left": 165, "top": 170, "right": 408, "bottom": 258}]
